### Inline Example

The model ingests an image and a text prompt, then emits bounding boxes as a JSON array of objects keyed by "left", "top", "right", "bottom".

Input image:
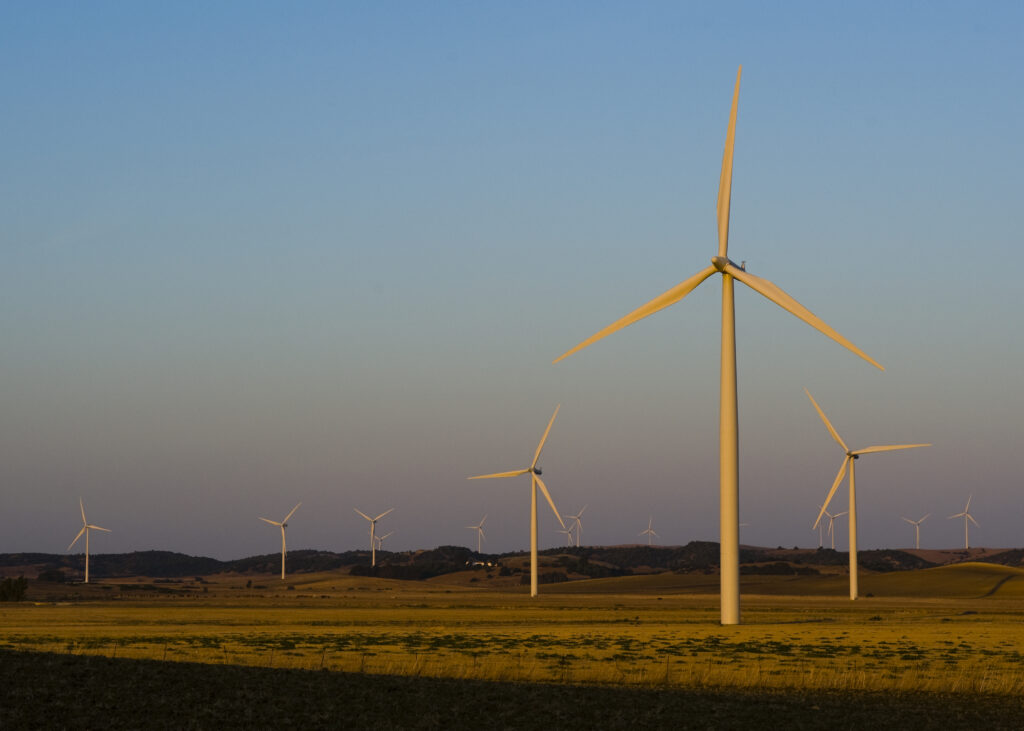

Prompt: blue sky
[{"left": 1, "top": 2, "right": 1021, "bottom": 559}]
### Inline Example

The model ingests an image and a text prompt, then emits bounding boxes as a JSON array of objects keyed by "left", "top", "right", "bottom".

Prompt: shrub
[{"left": 0, "top": 576, "right": 28, "bottom": 602}]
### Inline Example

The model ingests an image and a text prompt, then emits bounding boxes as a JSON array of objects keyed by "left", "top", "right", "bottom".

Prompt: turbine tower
[
  {"left": 354, "top": 508, "right": 394, "bottom": 567},
  {"left": 639, "top": 517, "right": 658, "bottom": 546},
  {"left": 67, "top": 498, "right": 110, "bottom": 584},
  {"left": 809, "top": 390, "right": 930, "bottom": 600},
  {"left": 468, "top": 405, "right": 567, "bottom": 597},
  {"left": 565, "top": 505, "right": 587, "bottom": 548},
  {"left": 948, "top": 497, "right": 978, "bottom": 550},
  {"left": 902, "top": 513, "right": 930, "bottom": 550},
  {"left": 466, "top": 515, "right": 487, "bottom": 553},
  {"left": 258, "top": 503, "right": 301, "bottom": 580},
  {"left": 554, "top": 67, "right": 883, "bottom": 625}
]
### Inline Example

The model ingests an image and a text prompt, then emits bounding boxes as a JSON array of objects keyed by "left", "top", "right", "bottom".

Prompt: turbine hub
[
  {"left": 850, "top": 454, "right": 859, "bottom": 460},
  {"left": 533, "top": 466, "right": 542, "bottom": 475},
  {"left": 711, "top": 256, "right": 729, "bottom": 272}
]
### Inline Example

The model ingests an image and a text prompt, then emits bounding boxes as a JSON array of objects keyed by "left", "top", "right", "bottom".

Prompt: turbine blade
[
  {"left": 804, "top": 389, "right": 848, "bottom": 452},
  {"left": 853, "top": 444, "right": 931, "bottom": 455},
  {"left": 89, "top": 525, "right": 111, "bottom": 533},
  {"left": 968, "top": 515, "right": 979, "bottom": 527},
  {"left": 259, "top": 517, "right": 281, "bottom": 526},
  {"left": 531, "top": 404, "right": 560, "bottom": 470},
  {"left": 534, "top": 475, "right": 565, "bottom": 530},
  {"left": 813, "top": 457, "right": 850, "bottom": 529},
  {"left": 68, "top": 527, "right": 86, "bottom": 551},
  {"left": 726, "top": 263, "right": 884, "bottom": 371},
  {"left": 902, "top": 517, "right": 914, "bottom": 525},
  {"left": 920, "top": 514, "right": 930, "bottom": 523},
  {"left": 966, "top": 494, "right": 973, "bottom": 511},
  {"left": 717, "top": 65, "right": 742, "bottom": 258},
  {"left": 373, "top": 508, "right": 394, "bottom": 521},
  {"left": 353, "top": 508, "right": 372, "bottom": 521},
  {"left": 80, "top": 498, "right": 87, "bottom": 525},
  {"left": 947, "top": 513, "right": 965, "bottom": 520},
  {"left": 553, "top": 266, "right": 717, "bottom": 364},
  {"left": 578, "top": 505, "right": 587, "bottom": 516},
  {"left": 834, "top": 512, "right": 848, "bottom": 519},
  {"left": 480, "top": 514, "right": 487, "bottom": 527},
  {"left": 282, "top": 502, "right": 301, "bottom": 524},
  {"left": 467, "top": 469, "right": 530, "bottom": 480}
]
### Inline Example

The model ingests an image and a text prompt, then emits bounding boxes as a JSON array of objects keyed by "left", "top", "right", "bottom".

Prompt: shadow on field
[{"left": 2, "top": 649, "right": 1023, "bottom": 730}]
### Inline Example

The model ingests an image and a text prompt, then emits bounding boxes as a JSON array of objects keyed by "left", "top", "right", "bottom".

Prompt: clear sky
[{"left": 2, "top": 2, "right": 1021, "bottom": 560}]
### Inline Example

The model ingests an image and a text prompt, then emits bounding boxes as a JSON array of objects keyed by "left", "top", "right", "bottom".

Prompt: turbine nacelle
[{"left": 532, "top": 466, "right": 542, "bottom": 475}]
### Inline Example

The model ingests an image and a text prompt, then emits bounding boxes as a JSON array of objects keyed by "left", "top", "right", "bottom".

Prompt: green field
[{"left": 4, "top": 563, "right": 1024, "bottom": 726}]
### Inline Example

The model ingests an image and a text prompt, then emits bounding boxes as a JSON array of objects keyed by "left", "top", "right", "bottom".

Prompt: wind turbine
[
  {"left": 557, "top": 526, "right": 574, "bottom": 546},
  {"left": 553, "top": 67, "right": 883, "bottom": 625},
  {"left": 374, "top": 531, "right": 394, "bottom": 552},
  {"left": 564, "top": 505, "right": 586, "bottom": 548},
  {"left": 354, "top": 508, "right": 394, "bottom": 567},
  {"left": 948, "top": 497, "right": 978, "bottom": 550},
  {"left": 258, "top": 503, "right": 301, "bottom": 580},
  {"left": 468, "top": 405, "right": 567, "bottom": 597},
  {"left": 902, "top": 513, "right": 930, "bottom": 550},
  {"left": 824, "top": 508, "right": 848, "bottom": 550},
  {"left": 639, "top": 517, "right": 658, "bottom": 546},
  {"left": 808, "top": 389, "right": 930, "bottom": 600},
  {"left": 466, "top": 515, "right": 487, "bottom": 553},
  {"left": 67, "top": 498, "right": 110, "bottom": 584}
]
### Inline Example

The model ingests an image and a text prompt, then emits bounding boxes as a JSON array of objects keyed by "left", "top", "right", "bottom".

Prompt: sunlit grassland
[{"left": 4, "top": 563, "right": 1024, "bottom": 696}]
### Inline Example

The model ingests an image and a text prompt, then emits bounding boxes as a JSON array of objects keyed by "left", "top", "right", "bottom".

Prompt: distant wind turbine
[
  {"left": 809, "top": 389, "right": 930, "bottom": 600},
  {"left": 639, "top": 517, "right": 658, "bottom": 546},
  {"left": 902, "top": 513, "right": 930, "bottom": 550},
  {"left": 468, "top": 405, "right": 567, "bottom": 597},
  {"left": 466, "top": 515, "right": 487, "bottom": 553},
  {"left": 258, "top": 503, "right": 301, "bottom": 580},
  {"left": 948, "top": 497, "right": 978, "bottom": 550},
  {"left": 554, "top": 67, "right": 883, "bottom": 625},
  {"left": 564, "top": 506, "right": 586, "bottom": 548},
  {"left": 374, "top": 531, "right": 394, "bottom": 552},
  {"left": 557, "top": 526, "right": 574, "bottom": 546},
  {"left": 354, "top": 508, "right": 394, "bottom": 567},
  {"left": 823, "top": 508, "right": 848, "bottom": 551},
  {"left": 67, "top": 498, "right": 110, "bottom": 584}
]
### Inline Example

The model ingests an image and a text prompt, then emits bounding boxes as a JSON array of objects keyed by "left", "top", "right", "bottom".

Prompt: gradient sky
[{"left": 2, "top": 2, "right": 1022, "bottom": 560}]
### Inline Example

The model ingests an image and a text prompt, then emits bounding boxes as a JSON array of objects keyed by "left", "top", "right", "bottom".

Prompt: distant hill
[{"left": 1, "top": 543, "right": 1019, "bottom": 582}]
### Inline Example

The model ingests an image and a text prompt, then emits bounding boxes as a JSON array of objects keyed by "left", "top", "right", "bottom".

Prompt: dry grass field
[{"left": 4, "top": 562, "right": 1024, "bottom": 702}]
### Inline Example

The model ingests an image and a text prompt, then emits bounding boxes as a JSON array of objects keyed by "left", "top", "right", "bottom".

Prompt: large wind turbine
[
  {"left": 902, "top": 513, "right": 930, "bottom": 550},
  {"left": 948, "top": 497, "right": 978, "bottom": 550},
  {"left": 553, "top": 67, "right": 883, "bottom": 624},
  {"left": 258, "top": 503, "right": 301, "bottom": 580},
  {"left": 468, "top": 405, "right": 567, "bottom": 597},
  {"left": 823, "top": 508, "right": 848, "bottom": 551},
  {"left": 67, "top": 498, "right": 110, "bottom": 584},
  {"left": 354, "top": 508, "right": 394, "bottom": 567},
  {"left": 639, "top": 517, "right": 658, "bottom": 546},
  {"left": 808, "top": 390, "right": 930, "bottom": 600},
  {"left": 466, "top": 515, "right": 487, "bottom": 553},
  {"left": 565, "top": 505, "right": 586, "bottom": 548}
]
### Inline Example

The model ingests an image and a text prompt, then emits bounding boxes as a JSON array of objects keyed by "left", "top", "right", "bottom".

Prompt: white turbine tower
[
  {"left": 639, "top": 517, "right": 658, "bottom": 546},
  {"left": 466, "top": 515, "right": 487, "bottom": 553},
  {"left": 902, "top": 513, "right": 930, "bottom": 550},
  {"left": 948, "top": 497, "right": 978, "bottom": 550},
  {"left": 468, "top": 405, "right": 567, "bottom": 597},
  {"left": 67, "top": 498, "right": 110, "bottom": 584},
  {"left": 554, "top": 67, "right": 883, "bottom": 625},
  {"left": 355, "top": 508, "right": 394, "bottom": 568},
  {"left": 809, "top": 389, "right": 930, "bottom": 600},
  {"left": 258, "top": 503, "right": 301, "bottom": 580},
  {"left": 565, "top": 505, "right": 587, "bottom": 548},
  {"left": 823, "top": 508, "right": 848, "bottom": 551}
]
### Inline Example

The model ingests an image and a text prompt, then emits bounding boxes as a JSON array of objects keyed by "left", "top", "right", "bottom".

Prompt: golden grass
[{"left": 5, "top": 563, "right": 1024, "bottom": 696}]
